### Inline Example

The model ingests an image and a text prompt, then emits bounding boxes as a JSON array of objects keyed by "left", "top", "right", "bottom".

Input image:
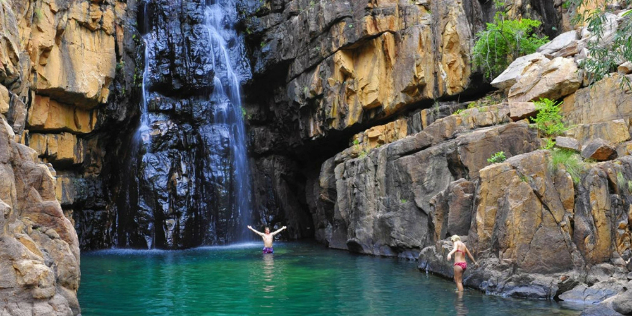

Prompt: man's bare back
[{"left": 247, "top": 225, "right": 287, "bottom": 250}]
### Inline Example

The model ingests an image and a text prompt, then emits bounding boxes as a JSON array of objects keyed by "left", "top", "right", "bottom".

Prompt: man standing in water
[{"left": 247, "top": 225, "right": 286, "bottom": 253}]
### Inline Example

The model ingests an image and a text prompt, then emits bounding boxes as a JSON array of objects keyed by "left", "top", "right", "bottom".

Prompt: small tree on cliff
[
  {"left": 472, "top": 1, "right": 549, "bottom": 80},
  {"left": 568, "top": 0, "right": 632, "bottom": 85}
]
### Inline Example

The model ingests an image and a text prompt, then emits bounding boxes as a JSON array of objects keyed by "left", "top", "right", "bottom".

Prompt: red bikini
[
  {"left": 454, "top": 249, "right": 467, "bottom": 271},
  {"left": 454, "top": 261, "right": 467, "bottom": 271}
]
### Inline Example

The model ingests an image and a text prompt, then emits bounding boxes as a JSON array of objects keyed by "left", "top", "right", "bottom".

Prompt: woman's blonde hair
[{"left": 450, "top": 235, "right": 461, "bottom": 242}]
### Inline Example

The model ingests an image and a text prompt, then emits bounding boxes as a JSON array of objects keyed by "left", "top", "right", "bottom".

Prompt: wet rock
[
  {"left": 555, "top": 136, "right": 580, "bottom": 152},
  {"left": 612, "top": 290, "right": 632, "bottom": 315},
  {"left": 508, "top": 57, "right": 582, "bottom": 103},
  {"left": 581, "top": 139, "right": 617, "bottom": 161}
]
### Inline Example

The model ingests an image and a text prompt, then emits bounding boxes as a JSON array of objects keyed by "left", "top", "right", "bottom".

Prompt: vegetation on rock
[
  {"left": 487, "top": 151, "right": 507, "bottom": 164},
  {"left": 531, "top": 98, "right": 567, "bottom": 148},
  {"left": 549, "top": 148, "right": 583, "bottom": 184},
  {"left": 472, "top": 0, "right": 549, "bottom": 79},
  {"left": 570, "top": 0, "right": 632, "bottom": 84}
]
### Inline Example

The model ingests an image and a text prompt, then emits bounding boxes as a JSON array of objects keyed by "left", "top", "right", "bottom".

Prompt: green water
[{"left": 79, "top": 242, "right": 580, "bottom": 315}]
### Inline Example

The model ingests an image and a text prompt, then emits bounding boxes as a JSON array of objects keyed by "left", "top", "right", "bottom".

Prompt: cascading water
[
  {"left": 203, "top": 0, "right": 253, "bottom": 242},
  {"left": 114, "top": 0, "right": 254, "bottom": 249}
]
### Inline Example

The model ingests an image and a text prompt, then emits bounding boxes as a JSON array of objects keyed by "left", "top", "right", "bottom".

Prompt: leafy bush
[
  {"left": 570, "top": 0, "right": 632, "bottom": 85},
  {"left": 531, "top": 98, "right": 566, "bottom": 137},
  {"left": 472, "top": 2, "right": 549, "bottom": 80},
  {"left": 549, "top": 148, "right": 583, "bottom": 184},
  {"left": 487, "top": 151, "right": 507, "bottom": 164}
]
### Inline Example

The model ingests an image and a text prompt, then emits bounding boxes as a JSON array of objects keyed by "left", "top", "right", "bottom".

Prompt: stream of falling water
[
  {"left": 117, "top": 0, "right": 253, "bottom": 249},
  {"left": 205, "top": 0, "right": 253, "bottom": 241}
]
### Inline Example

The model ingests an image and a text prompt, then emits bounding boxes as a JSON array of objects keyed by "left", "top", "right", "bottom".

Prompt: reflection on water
[
  {"left": 455, "top": 291, "right": 469, "bottom": 316},
  {"left": 79, "top": 242, "right": 581, "bottom": 316},
  {"left": 262, "top": 254, "right": 275, "bottom": 294}
]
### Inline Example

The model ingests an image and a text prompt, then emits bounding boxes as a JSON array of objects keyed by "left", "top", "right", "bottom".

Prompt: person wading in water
[
  {"left": 446, "top": 235, "right": 478, "bottom": 292},
  {"left": 247, "top": 225, "right": 286, "bottom": 254}
]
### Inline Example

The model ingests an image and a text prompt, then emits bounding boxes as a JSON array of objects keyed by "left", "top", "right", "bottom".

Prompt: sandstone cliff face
[
  {"left": 0, "top": 0, "right": 140, "bottom": 251},
  {"left": 0, "top": 115, "right": 80, "bottom": 315},
  {"left": 303, "top": 5, "right": 632, "bottom": 302},
  {"left": 237, "top": 0, "right": 565, "bottom": 247},
  {"left": 0, "top": 0, "right": 139, "bottom": 313}
]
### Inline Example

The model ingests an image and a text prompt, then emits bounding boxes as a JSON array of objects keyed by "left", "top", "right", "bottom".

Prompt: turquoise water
[{"left": 79, "top": 242, "right": 580, "bottom": 315}]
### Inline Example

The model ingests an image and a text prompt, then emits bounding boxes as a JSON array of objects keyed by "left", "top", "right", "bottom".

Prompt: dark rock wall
[
  {"left": 46, "top": 0, "right": 564, "bottom": 251},
  {"left": 237, "top": 0, "right": 564, "bottom": 245}
]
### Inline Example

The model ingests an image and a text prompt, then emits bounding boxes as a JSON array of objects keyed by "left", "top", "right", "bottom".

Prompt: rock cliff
[
  {"left": 0, "top": 116, "right": 80, "bottom": 314},
  {"left": 0, "top": 0, "right": 137, "bottom": 314},
  {"left": 1, "top": 0, "right": 630, "bottom": 313},
  {"left": 300, "top": 2, "right": 632, "bottom": 307}
]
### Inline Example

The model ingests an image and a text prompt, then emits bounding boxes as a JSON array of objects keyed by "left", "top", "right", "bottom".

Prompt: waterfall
[
  {"left": 114, "top": 0, "right": 254, "bottom": 249},
  {"left": 204, "top": 0, "right": 253, "bottom": 242}
]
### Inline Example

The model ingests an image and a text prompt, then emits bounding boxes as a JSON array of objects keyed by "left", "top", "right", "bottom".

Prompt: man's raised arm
[
  {"left": 271, "top": 226, "right": 287, "bottom": 236},
  {"left": 247, "top": 225, "right": 264, "bottom": 236}
]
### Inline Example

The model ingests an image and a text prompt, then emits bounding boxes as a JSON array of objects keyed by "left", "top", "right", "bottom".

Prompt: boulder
[
  {"left": 508, "top": 57, "right": 582, "bottom": 103},
  {"left": 580, "top": 305, "right": 624, "bottom": 316},
  {"left": 559, "top": 282, "right": 623, "bottom": 304},
  {"left": 508, "top": 101, "right": 537, "bottom": 121},
  {"left": 555, "top": 136, "right": 580, "bottom": 152},
  {"left": 581, "top": 139, "right": 617, "bottom": 161},
  {"left": 612, "top": 290, "right": 632, "bottom": 315},
  {"left": 470, "top": 150, "right": 574, "bottom": 274},
  {"left": 619, "top": 62, "right": 632, "bottom": 74},
  {"left": 537, "top": 30, "right": 579, "bottom": 57},
  {"left": 491, "top": 53, "right": 549, "bottom": 90}
]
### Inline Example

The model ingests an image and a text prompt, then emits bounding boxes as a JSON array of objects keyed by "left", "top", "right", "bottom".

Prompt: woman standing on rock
[{"left": 447, "top": 235, "right": 478, "bottom": 292}]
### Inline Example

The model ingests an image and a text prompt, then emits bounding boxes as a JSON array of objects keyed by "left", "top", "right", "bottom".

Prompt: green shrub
[
  {"left": 532, "top": 98, "right": 566, "bottom": 137},
  {"left": 487, "top": 151, "right": 507, "bottom": 164},
  {"left": 570, "top": 0, "right": 632, "bottom": 85},
  {"left": 542, "top": 138, "right": 556, "bottom": 150},
  {"left": 550, "top": 148, "right": 583, "bottom": 184},
  {"left": 472, "top": 1, "right": 549, "bottom": 80}
]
